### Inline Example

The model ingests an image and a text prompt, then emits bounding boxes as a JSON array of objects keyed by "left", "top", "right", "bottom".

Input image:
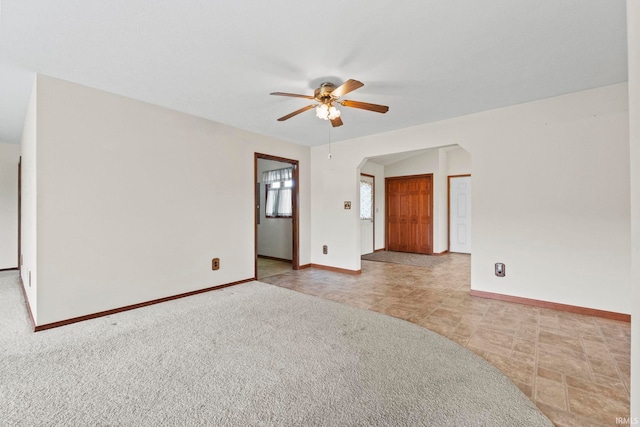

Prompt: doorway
[
  {"left": 448, "top": 175, "right": 471, "bottom": 254},
  {"left": 18, "top": 157, "right": 21, "bottom": 272},
  {"left": 360, "top": 174, "right": 375, "bottom": 255},
  {"left": 254, "top": 153, "right": 299, "bottom": 280},
  {"left": 386, "top": 174, "right": 433, "bottom": 254}
]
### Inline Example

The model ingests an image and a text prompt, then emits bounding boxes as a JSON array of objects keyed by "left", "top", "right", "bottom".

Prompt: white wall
[
  {"left": 20, "top": 79, "right": 38, "bottom": 323},
  {"left": 311, "top": 83, "right": 630, "bottom": 314},
  {"left": 257, "top": 158, "right": 293, "bottom": 260},
  {"left": 446, "top": 146, "right": 471, "bottom": 176},
  {"left": 627, "top": 0, "right": 639, "bottom": 419},
  {"left": 437, "top": 149, "right": 448, "bottom": 252},
  {"left": 360, "top": 161, "right": 385, "bottom": 250},
  {"left": 29, "top": 75, "right": 310, "bottom": 326},
  {"left": 384, "top": 148, "right": 440, "bottom": 177},
  {"left": 0, "top": 143, "right": 20, "bottom": 269}
]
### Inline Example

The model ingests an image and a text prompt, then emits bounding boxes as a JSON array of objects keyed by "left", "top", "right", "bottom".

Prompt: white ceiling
[{"left": 0, "top": 1, "right": 628, "bottom": 146}]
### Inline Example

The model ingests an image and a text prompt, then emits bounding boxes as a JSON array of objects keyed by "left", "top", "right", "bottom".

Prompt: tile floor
[
  {"left": 257, "top": 257, "right": 293, "bottom": 280},
  {"left": 260, "top": 253, "right": 631, "bottom": 427}
]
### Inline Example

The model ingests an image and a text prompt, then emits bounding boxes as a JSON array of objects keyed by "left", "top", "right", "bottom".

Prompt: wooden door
[{"left": 386, "top": 175, "right": 433, "bottom": 254}]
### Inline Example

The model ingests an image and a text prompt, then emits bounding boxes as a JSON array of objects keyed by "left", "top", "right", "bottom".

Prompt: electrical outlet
[
  {"left": 322, "top": 245, "right": 328, "bottom": 255},
  {"left": 212, "top": 258, "right": 220, "bottom": 270},
  {"left": 495, "top": 263, "right": 505, "bottom": 277}
]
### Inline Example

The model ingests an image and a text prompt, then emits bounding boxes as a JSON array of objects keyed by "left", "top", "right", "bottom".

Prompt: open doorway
[
  {"left": 255, "top": 153, "right": 299, "bottom": 280},
  {"left": 360, "top": 173, "right": 375, "bottom": 255},
  {"left": 359, "top": 144, "right": 471, "bottom": 266}
]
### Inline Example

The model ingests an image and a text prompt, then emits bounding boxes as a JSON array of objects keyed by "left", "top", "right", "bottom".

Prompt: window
[
  {"left": 263, "top": 167, "right": 293, "bottom": 218},
  {"left": 360, "top": 179, "right": 373, "bottom": 220}
]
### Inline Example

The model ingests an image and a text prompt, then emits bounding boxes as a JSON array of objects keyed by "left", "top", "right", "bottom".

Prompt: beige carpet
[
  {"left": 0, "top": 270, "right": 551, "bottom": 426},
  {"left": 362, "top": 250, "right": 447, "bottom": 268}
]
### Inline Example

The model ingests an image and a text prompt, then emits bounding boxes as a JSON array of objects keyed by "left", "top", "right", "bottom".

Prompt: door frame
[
  {"left": 254, "top": 153, "right": 300, "bottom": 278},
  {"left": 385, "top": 173, "right": 434, "bottom": 255},
  {"left": 18, "top": 157, "right": 21, "bottom": 272},
  {"left": 360, "top": 173, "right": 375, "bottom": 254},
  {"left": 447, "top": 174, "right": 471, "bottom": 252}
]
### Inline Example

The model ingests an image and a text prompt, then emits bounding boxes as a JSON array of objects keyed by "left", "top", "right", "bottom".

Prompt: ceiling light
[
  {"left": 315, "top": 103, "right": 340, "bottom": 121},
  {"left": 315, "top": 104, "right": 329, "bottom": 120}
]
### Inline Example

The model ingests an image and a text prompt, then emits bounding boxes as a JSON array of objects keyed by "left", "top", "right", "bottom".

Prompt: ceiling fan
[{"left": 270, "top": 79, "right": 389, "bottom": 128}]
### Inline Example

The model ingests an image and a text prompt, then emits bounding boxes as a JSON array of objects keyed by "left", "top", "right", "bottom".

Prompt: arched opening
[{"left": 358, "top": 144, "right": 471, "bottom": 260}]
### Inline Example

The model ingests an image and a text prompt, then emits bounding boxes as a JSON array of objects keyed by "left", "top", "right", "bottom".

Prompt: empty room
[{"left": 0, "top": 1, "right": 638, "bottom": 426}]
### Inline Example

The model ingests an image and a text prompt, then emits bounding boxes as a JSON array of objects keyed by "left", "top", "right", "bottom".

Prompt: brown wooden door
[{"left": 386, "top": 175, "right": 432, "bottom": 254}]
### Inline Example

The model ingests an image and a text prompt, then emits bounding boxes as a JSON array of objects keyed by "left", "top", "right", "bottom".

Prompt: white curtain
[
  {"left": 263, "top": 167, "right": 293, "bottom": 217},
  {"left": 265, "top": 188, "right": 278, "bottom": 216},
  {"left": 263, "top": 167, "right": 292, "bottom": 184},
  {"left": 277, "top": 188, "right": 293, "bottom": 217}
]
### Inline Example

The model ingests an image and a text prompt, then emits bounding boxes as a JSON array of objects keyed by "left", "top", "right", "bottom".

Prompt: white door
[
  {"left": 449, "top": 176, "right": 471, "bottom": 254},
  {"left": 360, "top": 175, "right": 375, "bottom": 255}
]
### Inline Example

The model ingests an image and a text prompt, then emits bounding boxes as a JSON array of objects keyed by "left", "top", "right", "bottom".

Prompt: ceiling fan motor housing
[{"left": 314, "top": 82, "right": 337, "bottom": 103}]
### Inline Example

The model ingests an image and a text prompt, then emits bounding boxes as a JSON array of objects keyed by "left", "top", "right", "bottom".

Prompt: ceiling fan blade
[
  {"left": 331, "top": 79, "right": 364, "bottom": 98},
  {"left": 270, "top": 92, "right": 315, "bottom": 100},
  {"left": 277, "top": 104, "right": 316, "bottom": 121},
  {"left": 340, "top": 100, "right": 389, "bottom": 114},
  {"left": 330, "top": 116, "right": 343, "bottom": 127}
]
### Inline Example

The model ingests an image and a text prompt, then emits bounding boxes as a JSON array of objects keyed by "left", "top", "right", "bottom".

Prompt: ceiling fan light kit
[
  {"left": 270, "top": 79, "right": 389, "bottom": 128},
  {"left": 315, "top": 104, "right": 341, "bottom": 120}
]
